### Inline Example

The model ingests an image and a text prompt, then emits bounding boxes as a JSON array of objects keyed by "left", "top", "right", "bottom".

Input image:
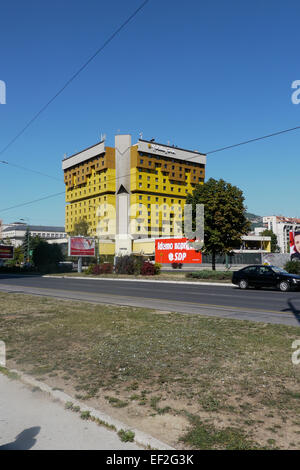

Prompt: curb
[
  {"left": 6, "top": 369, "right": 175, "bottom": 451},
  {"left": 43, "top": 275, "right": 234, "bottom": 287}
]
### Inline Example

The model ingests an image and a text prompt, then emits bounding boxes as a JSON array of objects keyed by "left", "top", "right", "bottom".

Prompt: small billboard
[
  {"left": 155, "top": 238, "right": 202, "bottom": 264},
  {"left": 68, "top": 237, "right": 95, "bottom": 257},
  {"left": 290, "top": 231, "right": 300, "bottom": 261},
  {"left": 0, "top": 245, "right": 14, "bottom": 260}
]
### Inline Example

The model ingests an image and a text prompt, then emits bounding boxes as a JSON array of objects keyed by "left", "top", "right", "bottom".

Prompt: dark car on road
[{"left": 232, "top": 265, "right": 300, "bottom": 292}]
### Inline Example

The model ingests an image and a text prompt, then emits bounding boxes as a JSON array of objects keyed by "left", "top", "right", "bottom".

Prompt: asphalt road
[{"left": 1, "top": 274, "right": 300, "bottom": 327}]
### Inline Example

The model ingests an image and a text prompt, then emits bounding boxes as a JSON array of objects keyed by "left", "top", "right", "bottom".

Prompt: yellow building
[{"left": 62, "top": 135, "right": 206, "bottom": 256}]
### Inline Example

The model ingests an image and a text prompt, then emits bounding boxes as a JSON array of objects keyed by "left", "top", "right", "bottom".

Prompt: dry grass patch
[{"left": 0, "top": 292, "right": 300, "bottom": 449}]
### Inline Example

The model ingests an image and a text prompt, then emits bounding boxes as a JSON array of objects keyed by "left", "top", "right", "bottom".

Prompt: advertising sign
[
  {"left": 0, "top": 245, "right": 14, "bottom": 259},
  {"left": 155, "top": 238, "right": 202, "bottom": 264},
  {"left": 290, "top": 231, "right": 300, "bottom": 261},
  {"left": 68, "top": 237, "right": 95, "bottom": 257}
]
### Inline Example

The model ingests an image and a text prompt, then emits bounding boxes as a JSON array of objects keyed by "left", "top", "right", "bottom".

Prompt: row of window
[{"left": 138, "top": 152, "right": 205, "bottom": 167}]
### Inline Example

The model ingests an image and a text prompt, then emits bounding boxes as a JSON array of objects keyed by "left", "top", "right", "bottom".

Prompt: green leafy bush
[
  {"left": 154, "top": 263, "right": 161, "bottom": 274},
  {"left": 117, "top": 429, "right": 135, "bottom": 442},
  {"left": 284, "top": 260, "right": 300, "bottom": 275},
  {"left": 186, "top": 270, "right": 232, "bottom": 280},
  {"left": 115, "top": 255, "right": 142, "bottom": 275}
]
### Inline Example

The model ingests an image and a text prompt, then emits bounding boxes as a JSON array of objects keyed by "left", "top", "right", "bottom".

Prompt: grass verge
[
  {"left": 1, "top": 292, "right": 300, "bottom": 449},
  {"left": 45, "top": 271, "right": 232, "bottom": 283}
]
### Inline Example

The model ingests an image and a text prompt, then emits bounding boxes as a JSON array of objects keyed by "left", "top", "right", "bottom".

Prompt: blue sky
[{"left": 0, "top": 0, "right": 300, "bottom": 226}]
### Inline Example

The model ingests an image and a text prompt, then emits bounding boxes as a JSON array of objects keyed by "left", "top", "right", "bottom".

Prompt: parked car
[{"left": 232, "top": 265, "right": 300, "bottom": 292}]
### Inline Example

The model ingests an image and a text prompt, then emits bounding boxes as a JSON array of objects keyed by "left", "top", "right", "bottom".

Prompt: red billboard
[
  {"left": 155, "top": 238, "right": 202, "bottom": 264},
  {"left": 0, "top": 245, "right": 14, "bottom": 259},
  {"left": 68, "top": 237, "right": 95, "bottom": 257}
]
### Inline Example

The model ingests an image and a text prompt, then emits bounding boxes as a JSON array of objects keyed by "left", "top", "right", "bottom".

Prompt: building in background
[
  {"left": 63, "top": 134, "right": 206, "bottom": 256},
  {"left": 235, "top": 233, "right": 271, "bottom": 253},
  {"left": 1, "top": 223, "right": 67, "bottom": 247},
  {"left": 263, "top": 216, "right": 300, "bottom": 253}
]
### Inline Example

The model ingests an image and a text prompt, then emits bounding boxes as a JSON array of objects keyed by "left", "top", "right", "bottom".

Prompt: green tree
[
  {"left": 21, "top": 227, "right": 31, "bottom": 262},
  {"left": 186, "top": 178, "right": 251, "bottom": 270},
  {"left": 0, "top": 237, "right": 12, "bottom": 245},
  {"left": 32, "top": 240, "right": 64, "bottom": 273},
  {"left": 261, "top": 229, "right": 279, "bottom": 253},
  {"left": 71, "top": 219, "right": 90, "bottom": 236}
]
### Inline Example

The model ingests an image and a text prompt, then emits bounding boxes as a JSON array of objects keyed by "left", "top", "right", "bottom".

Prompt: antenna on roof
[{"left": 139, "top": 132, "right": 143, "bottom": 139}]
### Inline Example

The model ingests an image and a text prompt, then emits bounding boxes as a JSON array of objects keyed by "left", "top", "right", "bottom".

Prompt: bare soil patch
[{"left": 1, "top": 292, "right": 300, "bottom": 449}]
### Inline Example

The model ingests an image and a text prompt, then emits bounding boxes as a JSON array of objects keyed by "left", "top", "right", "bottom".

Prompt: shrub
[
  {"left": 115, "top": 255, "right": 142, "bottom": 275},
  {"left": 154, "top": 262, "right": 161, "bottom": 275},
  {"left": 85, "top": 264, "right": 95, "bottom": 275},
  {"left": 0, "top": 265, "right": 37, "bottom": 274},
  {"left": 186, "top": 270, "right": 232, "bottom": 280},
  {"left": 284, "top": 260, "right": 300, "bottom": 275},
  {"left": 85, "top": 263, "right": 113, "bottom": 275},
  {"left": 117, "top": 429, "right": 135, "bottom": 442},
  {"left": 141, "top": 261, "right": 155, "bottom": 276},
  {"left": 172, "top": 263, "right": 183, "bottom": 269}
]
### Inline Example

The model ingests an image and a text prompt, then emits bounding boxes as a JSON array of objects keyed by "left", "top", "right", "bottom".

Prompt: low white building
[
  {"left": 0, "top": 223, "right": 67, "bottom": 247},
  {"left": 263, "top": 216, "right": 300, "bottom": 253},
  {"left": 234, "top": 234, "right": 271, "bottom": 253}
]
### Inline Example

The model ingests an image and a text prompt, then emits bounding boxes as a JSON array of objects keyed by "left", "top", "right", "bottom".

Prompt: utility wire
[
  {"left": 0, "top": 160, "right": 61, "bottom": 181},
  {"left": 1, "top": 122, "right": 300, "bottom": 214},
  {"left": 205, "top": 124, "right": 300, "bottom": 155},
  {"left": 0, "top": 0, "right": 150, "bottom": 158},
  {"left": 0, "top": 191, "right": 65, "bottom": 213},
  {"left": 2, "top": 120, "right": 300, "bottom": 184}
]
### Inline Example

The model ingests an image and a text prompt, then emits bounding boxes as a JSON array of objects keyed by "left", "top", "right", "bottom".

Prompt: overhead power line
[
  {"left": 0, "top": 191, "right": 65, "bottom": 213},
  {"left": 2, "top": 120, "right": 300, "bottom": 184},
  {"left": 205, "top": 125, "right": 300, "bottom": 154},
  {"left": 0, "top": 160, "right": 61, "bottom": 181},
  {"left": 1, "top": 122, "right": 300, "bottom": 214},
  {"left": 0, "top": 0, "right": 150, "bottom": 158}
]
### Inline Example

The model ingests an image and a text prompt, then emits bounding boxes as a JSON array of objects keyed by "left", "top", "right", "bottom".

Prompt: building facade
[
  {"left": 63, "top": 135, "right": 206, "bottom": 256},
  {"left": 263, "top": 216, "right": 300, "bottom": 253},
  {"left": 1, "top": 223, "right": 67, "bottom": 247}
]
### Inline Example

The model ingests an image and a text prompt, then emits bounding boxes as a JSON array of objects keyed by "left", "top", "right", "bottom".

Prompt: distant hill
[{"left": 245, "top": 212, "right": 264, "bottom": 230}]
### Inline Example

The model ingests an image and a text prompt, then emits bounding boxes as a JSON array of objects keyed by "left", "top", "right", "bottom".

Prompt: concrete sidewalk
[{"left": 0, "top": 373, "right": 142, "bottom": 450}]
